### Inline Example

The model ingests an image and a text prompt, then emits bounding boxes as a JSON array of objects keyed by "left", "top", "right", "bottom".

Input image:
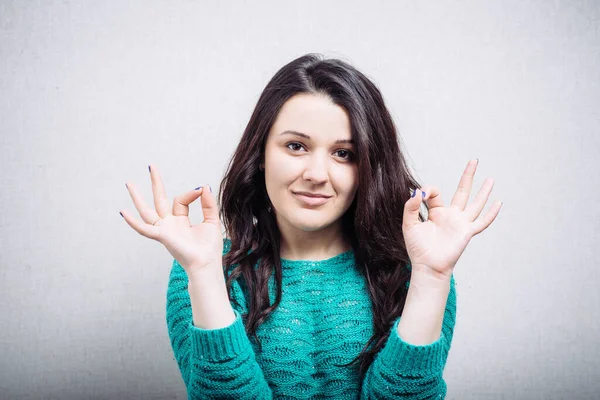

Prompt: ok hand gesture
[
  {"left": 402, "top": 159, "right": 502, "bottom": 279},
  {"left": 120, "top": 165, "right": 223, "bottom": 278}
]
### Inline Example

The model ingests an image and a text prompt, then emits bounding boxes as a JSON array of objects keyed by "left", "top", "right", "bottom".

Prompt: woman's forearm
[
  {"left": 397, "top": 267, "right": 451, "bottom": 345},
  {"left": 187, "top": 267, "right": 237, "bottom": 330}
]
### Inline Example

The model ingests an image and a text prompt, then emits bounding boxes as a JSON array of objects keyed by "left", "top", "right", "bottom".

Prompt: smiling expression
[{"left": 261, "top": 93, "right": 359, "bottom": 233}]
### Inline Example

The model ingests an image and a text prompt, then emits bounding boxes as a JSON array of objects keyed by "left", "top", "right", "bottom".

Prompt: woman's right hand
[{"left": 120, "top": 164, "right": 224, "bottom": 278}]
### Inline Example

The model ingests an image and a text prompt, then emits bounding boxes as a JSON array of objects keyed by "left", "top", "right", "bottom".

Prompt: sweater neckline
[{"left": 279, "top": 248, "right": 355, "bottom": 269}]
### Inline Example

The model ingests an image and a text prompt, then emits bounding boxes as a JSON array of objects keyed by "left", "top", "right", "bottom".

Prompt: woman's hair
[{"left": 218, "top": 53, "right": 428, "bottom": 378}]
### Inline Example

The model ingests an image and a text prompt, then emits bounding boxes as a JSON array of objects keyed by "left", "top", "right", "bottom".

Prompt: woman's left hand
[{"left": 402, "top": 159, "right": 502, "bottom": 279}]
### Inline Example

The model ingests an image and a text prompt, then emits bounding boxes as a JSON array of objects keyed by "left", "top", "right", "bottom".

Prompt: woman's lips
[{"left": 293, "top": 193, "right": 330, "bottom": 206}]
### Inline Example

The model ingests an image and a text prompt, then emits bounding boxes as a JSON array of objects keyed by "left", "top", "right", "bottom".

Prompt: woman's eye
[
  {"left": 336, "top": 149, "right": 355, "bottom": 161},
  {"left": 286, "top": 143, "right": 354, "bottom": 161},
  {"left": 286, "top": 142, "right": 305, "bottom": 152}
]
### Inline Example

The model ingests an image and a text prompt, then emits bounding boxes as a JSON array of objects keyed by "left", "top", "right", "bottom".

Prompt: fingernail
[
  {"left": 148, "top": 165, "right": 151, "bottom": 173},
  {"left": 208, "top": 184, "right": 212, "bottom": 193},
  {"left": 119, "top": 212, "right": 124, "bottom": 218},
  {"left": 411, "top": 189, "right": 417, "bottom": 198},
  {"left": 194, "top": 186, "right": 202, "bottom": 190},
  {"left": 422, "top": 191, "right": 426, "bottom": 198}
]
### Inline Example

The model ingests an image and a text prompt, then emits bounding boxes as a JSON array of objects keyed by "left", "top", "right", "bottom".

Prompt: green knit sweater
[{"left": 166, "top": 238, "right": 457, "bottom": 399}]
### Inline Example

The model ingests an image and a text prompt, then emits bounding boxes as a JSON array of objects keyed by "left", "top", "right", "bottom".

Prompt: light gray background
[{"left": 1, "top": 1, "right": 598, "bottom": 399}]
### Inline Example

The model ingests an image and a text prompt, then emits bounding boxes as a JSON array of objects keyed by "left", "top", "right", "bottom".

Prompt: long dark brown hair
[{"left": 218, "top": 53, "right": 428, "bottom": 378}]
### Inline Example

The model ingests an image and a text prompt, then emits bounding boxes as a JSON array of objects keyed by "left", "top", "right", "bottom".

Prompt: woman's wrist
[
  {"left": 188, "top": 268, "right": 236, "bottom": 330},
  {"left": 397, "top": 270, "right": 451, "bottom": 345}
]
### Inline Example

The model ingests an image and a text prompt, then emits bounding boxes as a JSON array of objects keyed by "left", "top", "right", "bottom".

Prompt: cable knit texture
[{"left": 166, "top": 238, "right": 457, "bottom": 399}]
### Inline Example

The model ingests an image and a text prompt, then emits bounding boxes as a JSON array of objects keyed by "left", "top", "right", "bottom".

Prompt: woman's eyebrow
[{"left": 279, "top": 130, "right": 354, "bottom": 144}]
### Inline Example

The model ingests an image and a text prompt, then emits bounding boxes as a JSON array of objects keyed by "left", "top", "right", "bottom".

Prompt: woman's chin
[{"left": 290, "top": 215, "right": 334, "bottom": 232}]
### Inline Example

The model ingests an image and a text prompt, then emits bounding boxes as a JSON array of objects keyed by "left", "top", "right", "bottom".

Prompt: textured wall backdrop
[{"left": 1, "top": 0, "right": 598, "bottom": 399}]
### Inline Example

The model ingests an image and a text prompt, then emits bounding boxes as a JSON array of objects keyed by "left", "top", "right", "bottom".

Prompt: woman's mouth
[{"left": 293, "top": 192, "right": 330, "bottom": 206}]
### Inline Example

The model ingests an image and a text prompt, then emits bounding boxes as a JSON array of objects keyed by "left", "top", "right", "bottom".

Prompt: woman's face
[{"left": 261, "top": 93, "right": 359, "bottom": 234}]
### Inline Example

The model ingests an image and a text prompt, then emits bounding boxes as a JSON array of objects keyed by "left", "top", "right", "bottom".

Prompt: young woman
[{"left": 121, "top": 53, "right": 501, "bottom": 399}]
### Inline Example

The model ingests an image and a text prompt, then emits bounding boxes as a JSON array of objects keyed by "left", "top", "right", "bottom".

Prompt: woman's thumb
[
  {"left": 403, "top": 188, "right": 423, "bottom": 229},
  {"left": 200, "top": 184, "right": 220, "bottom": 225}
]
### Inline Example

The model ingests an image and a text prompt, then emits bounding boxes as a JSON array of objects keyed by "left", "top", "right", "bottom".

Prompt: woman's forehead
[{"left": 269, "top": 94, "right": 352, "bottom": 143}]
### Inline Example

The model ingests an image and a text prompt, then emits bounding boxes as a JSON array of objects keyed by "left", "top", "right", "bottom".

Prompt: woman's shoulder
[{"left": 223, "top": 237, "right": 232, "bottom": 255}]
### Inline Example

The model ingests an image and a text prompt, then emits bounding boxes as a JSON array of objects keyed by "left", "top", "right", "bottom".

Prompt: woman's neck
[{"left": 278, "top": 223, "right": 352, "bottom": 261}]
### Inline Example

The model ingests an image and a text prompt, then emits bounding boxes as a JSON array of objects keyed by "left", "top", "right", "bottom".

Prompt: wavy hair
[{"left": 218, "top": 53, "right": 428, "bottom": 378}]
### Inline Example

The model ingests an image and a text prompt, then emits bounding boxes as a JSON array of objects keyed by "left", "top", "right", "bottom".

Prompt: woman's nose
[{"left": 302, "top": 156, "right": 329, "bottom": 183}]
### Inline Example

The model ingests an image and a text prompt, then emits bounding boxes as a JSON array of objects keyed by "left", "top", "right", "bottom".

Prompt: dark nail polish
[
  {"left": 194, "top": 186, "right": 201, "bottom": 190},
  {"left": 119, "top": 212, "right": 124, "bottom": 218},
  {"left": 208, "top": 185, "right": 212, "bottom": 193},
  {"left": 411, "top": 189, "right": 417, "bottom": 198},
  {"left": 148, "top": 165, "right": 151, "bottom": 173},
  {"left": 422, "top": 191, "right": 426, "bottom": 198}
]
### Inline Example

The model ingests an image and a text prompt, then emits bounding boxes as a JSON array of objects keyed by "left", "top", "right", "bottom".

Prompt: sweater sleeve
[
  {"left": 165, "top": 239, "right": 273, "bottom": 399},
  {"left": 360, "top": 273, "right": 457, "bottom": 399}
]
